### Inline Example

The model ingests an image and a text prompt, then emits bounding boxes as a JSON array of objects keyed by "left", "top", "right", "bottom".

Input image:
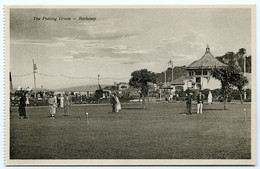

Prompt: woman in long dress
[
  {"left": 25, "top": 93, "right": 30, "bottom": 107},
  {"left": 208, "top": 91, "right": 213, "bottom": 104},
  {"left": 19, "top": 93, "right": 27, "bottom": 119},
  {"left": 60, "top": 94, "right": 64, "bottom": 108},
  {"left": 48, "top": 94, "right": 57, "bottom": 118},
  {"left": 115, "top": 94, "right": 121, "bottom": 113}
]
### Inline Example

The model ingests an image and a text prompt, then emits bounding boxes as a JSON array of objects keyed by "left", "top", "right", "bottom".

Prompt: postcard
[{"left": 4, "top": 5, "right": 256, "bottom": 165}]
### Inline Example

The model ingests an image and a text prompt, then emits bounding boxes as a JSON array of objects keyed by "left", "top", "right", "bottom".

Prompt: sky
[{"left": 10, "top": 7, "right": 252, "bottom": 90}]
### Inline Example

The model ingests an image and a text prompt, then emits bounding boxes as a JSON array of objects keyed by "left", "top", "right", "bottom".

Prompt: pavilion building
[{"left": 185, "top": 45, "right": 227, "bottom": 90}]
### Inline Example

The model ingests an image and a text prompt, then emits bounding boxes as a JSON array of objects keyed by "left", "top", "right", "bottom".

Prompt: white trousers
[
  {"left": 49, "top": 106, "right": 56, "bottom": 115},
  {"left": 197, "top": 103, "right": 203, "bottom": 114}
]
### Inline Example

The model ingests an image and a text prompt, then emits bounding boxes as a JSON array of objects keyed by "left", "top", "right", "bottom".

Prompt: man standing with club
[{"left": 185, "top": 92, "right": 193, "bottom": 115}]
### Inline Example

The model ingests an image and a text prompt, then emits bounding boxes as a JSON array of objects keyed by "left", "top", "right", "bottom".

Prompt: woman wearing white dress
[
  {"left": 25, "top": 94, "right": 30, "bottom": 106},
  {"left": 208, "top": 91, "right": 213, "bottom": 104},
  {"left": 115, "top": 94, "right": 121, "bottom": 113},
  {"left": 48, "top": 94, "right": 57, "bottom": 118},
  {"left": 60, "top": 94, "right": 64, "bottom": 108}
]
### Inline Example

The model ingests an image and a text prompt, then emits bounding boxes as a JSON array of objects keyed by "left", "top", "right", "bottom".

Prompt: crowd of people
[
  {"left": 16, "top": 90, "right": 213, "bottom": 119},
  {"left": 110, "top": 93, "right": 121, "bottom": 113},
  {"left": 16, "top": 92, "right": 73, "bottom": 119},
  {"left": 48, "top": 92, "right": 72, "bottom": 118}
]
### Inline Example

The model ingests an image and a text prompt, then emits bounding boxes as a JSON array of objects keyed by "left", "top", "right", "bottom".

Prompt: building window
[
  {"left": 176, "top": 86, "right": 183, "bottom": 91},
  {"left": 189, "top": 71, "right": 193, "bottom": 77},
  {"left": 203, "top": 71, "right": 208, "bottom": 75},
  {"left": 187, "top": 81, "right": 192, "bottom": 88},
  {"left": 195, "top": 71, "right": 202, "bottom": 75},
  {"left": 196, "top": 77, "right": 201, "bottom": 83}
]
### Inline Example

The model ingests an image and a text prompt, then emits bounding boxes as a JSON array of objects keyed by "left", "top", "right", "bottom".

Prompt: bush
[
  {"left": 119, "top": 95, "right": 134, "bottom": 103},
  {"left": 244, "top": 98, "right": 251, "bottom": 102}
]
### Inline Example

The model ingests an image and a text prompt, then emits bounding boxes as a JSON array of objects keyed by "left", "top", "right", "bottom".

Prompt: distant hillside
[
  {"left": 156, "top": 66, "right": 188, "bottom": 84},
  {"left": 57, "top": 84, "right": 108, "bottom": 92}
]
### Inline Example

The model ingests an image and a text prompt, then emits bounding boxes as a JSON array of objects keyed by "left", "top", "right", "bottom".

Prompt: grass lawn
[{"left": 9, "top": 102, "right": 251, "bottom": 159}]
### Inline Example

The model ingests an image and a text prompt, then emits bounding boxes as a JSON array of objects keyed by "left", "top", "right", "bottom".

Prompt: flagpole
[
  {"left": 244, "top": 56, "right": 247, "bottom": 100},
  {"left": 33, "top": 59, "right": 36, "bottom": 98},
  {"left": 201, "top": 65, "right": 203, "bottom": 90},
  {"left": 98, "top": 75, "right": 100, "bottom": 86},
  {"left": 164, "top": 71, "right": 166, "bottom": 87},
  {"left": 9, "top": 72, "right": 13, "bottom": 92}
]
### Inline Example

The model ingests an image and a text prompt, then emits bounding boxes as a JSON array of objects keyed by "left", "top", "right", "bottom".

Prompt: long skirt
[
  {"left": 60, "top": 99, "right": 64, "bottom": 108},
  {"left": 64, "top": 106, "right": 70, "bottom": 116},
  {"left": 19, "top": 106, "right": 26, "bottom": 117},
  {"left": 116, "top": 103, "right": 121, "bottom": 112},
  {"left": 208, "top": 97, "right": 213, "bottom": 104}
]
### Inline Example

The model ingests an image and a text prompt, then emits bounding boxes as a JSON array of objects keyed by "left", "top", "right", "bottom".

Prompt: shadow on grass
[
  {"left": 179, "top": 112, "right": 198, "bottom": 115},
  {"left": 122, "top": 107, "right": 145, "bottom": 110},
  {"left": 203, "top": 109, "right": 225, "bottom": 111}
]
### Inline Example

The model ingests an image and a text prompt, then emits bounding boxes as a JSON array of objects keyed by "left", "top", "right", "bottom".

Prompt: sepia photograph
[{"left": 4, "top": 5, "right": 256, "bottom": 165}]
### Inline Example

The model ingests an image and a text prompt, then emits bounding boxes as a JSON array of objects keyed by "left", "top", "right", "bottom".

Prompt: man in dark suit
[{"left": 185, "top": 93, "right": 193, "bottom": 115}]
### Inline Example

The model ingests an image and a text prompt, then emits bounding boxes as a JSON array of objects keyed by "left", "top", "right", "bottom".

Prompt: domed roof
[{"left": 187, "top": 45, "right": 227, "bottom": 69}]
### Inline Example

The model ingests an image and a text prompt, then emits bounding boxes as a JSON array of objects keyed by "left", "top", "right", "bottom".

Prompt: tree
[
  {"left": 216, "top": 52, "right": 236, "bottom": 65},
  {"left": 246, "top": 55, "right": 252, "bottom": 73},
  {"left": 216, "top": 48, "right": 251, "bottom": 73},
  {"left": 129, "top": 69, "right": 157, "bottom": 108},
  {"left": 211, "top": 67, "right": 232, "bottom": 110},
  {"left": 237, "top": 48, "right": 246, "bottom": 58},
  {"left": 211, "top": 65, "right": 248, "bottom": 109},
  {"left": 229, "top": 66, "right": 248, "bottom": 104}
]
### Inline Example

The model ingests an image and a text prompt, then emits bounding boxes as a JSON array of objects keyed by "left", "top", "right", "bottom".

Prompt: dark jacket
[
  {"left": 185, "top": 95, "right": 192, "bottom": 104},
  {"left": 197, "top": 93, "right": 204, "bottom": 104},
  {"left": 19, "top": 96, "right": 26, "bottom": 107},
  {"left": 110, "top": 96, "right": 117, "bottom": 105}
]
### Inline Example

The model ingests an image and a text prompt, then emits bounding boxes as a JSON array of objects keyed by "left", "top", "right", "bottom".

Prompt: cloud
[
  {"left": 113, "top": 50, "right": 149, "bottom": 54},
  {"left": 120, "top": 60, "right": 139, "bottom": 65},
  {"left": 64, "top": 18, "right": 138, "bottom": 41},
  {"left": 110, "top": 45, "right": 150, "bottom": 54},
  {"left": 111, "top": 45, "right": 127, "bottom": 50},
  {"left": 48, "top": 56, "right": 74, "bottom": 59},
  {"left": 63, "top": 59, "right": 74, "bottom": 62},
  {"left": 11, "top": 39, "right": 65, "bottom": 47},
  {"left": 154, "top": 30, "right": 207, "bottom": 62}
]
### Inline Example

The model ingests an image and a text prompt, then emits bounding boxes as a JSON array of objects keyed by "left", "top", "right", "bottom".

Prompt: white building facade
[{"left": 186, "top": 45, "right": 227, "bottom": 90}]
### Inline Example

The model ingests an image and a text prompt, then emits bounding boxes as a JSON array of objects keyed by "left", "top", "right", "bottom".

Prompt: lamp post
[
  {"left": 168, "top": 60, "right": 173, "bottom": 82},
  {"left": 244, "top": 55, "right": 247, "bottom": 100},
  {"left": 201, "top": 65, "right": 203, "bottom": 90},
  {"left": 164, "top": 71, "right": 166, "bottom": 87},
  {"left": 32, "top": 59, "right": 37, "bottom": 98}
]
